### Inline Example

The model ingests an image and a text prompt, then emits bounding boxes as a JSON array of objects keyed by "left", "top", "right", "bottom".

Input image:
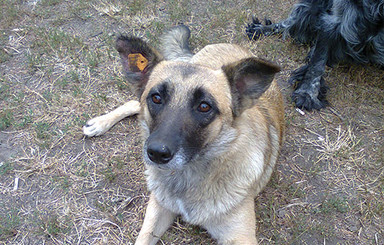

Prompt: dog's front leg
[
  {"left": 136, "top": 193, "right": 177, "bottom": 245},
  {"left": 290, "top": 33, "right": 329, "bottom": 110},
  {"left": 205, "top": 195, "right": 258, "bottom": 245},
  {"left": 83, "top": 100, "right": 140, "bottom": 137}
]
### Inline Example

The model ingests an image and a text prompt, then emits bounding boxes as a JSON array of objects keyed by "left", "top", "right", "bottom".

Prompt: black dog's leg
[
  {"left": 246, "top": 17, "right": 288, "bottom": 40},
  {"left": 247, "top": 16, "right": 329, "bottom": 110},
  {"left": 290, "top": 33, "right": 329, "bottom": 110}
]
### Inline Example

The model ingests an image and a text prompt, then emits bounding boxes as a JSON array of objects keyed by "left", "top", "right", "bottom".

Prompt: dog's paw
[
  {"left": 292, "top": 90, "right": 327, "bottom": 110},
  {"left": 246, "top": 17, "right": 264, "bottom": 40},
  {"left": 83, "top": 114, "right": 114, "bottom": 137},
  {"left": 83, "top": 100, "right": 140, "bottom": 137},
  {"left": 292, "top": 76, "right": 328, "bottom": 110},
  {"left": 264, "top": 18, "right": 273, "bottom": 26},
  {"left": 246, "top": 17, "right": 277, "bottom": 40}
]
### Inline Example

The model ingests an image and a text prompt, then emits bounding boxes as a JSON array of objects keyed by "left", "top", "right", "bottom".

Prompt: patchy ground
[{"left": 0, "top": 0, "right": 383, "bottom": 244}]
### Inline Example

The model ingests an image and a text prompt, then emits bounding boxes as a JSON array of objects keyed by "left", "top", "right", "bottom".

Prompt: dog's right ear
[{"left": 116, "top": 36, "right": 162, "bottom": 98}]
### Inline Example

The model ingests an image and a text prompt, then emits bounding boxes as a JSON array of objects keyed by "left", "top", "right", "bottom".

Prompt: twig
[
  {"left": 328, "top": 106, "right": 345, "bottom": 121},
  {"left": 13, "top": 177, "right": 19, "bottom": 191}
]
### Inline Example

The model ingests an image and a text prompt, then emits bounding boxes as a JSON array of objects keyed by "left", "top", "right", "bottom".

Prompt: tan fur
[{"left": 84, "top": 26, "right": 284, "bottom": 244}]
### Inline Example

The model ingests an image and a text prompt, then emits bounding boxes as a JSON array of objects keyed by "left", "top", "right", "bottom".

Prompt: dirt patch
[{"left": 0, "top": 132, "right": 17, "bottom": 164}]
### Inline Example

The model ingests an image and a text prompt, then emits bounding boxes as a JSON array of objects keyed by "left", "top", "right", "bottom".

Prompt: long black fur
[{"left": 246, "top": 0, "right": 384, "bottom": 110}]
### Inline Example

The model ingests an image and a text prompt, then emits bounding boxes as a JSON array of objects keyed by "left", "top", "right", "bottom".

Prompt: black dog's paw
[
  {"left": 264, "top": 18, "right": 273, "bottom": 26},
  {"left": 246, "top": 17, "right": 264, "bottom": 40},
  {"left": 246, "top": 17, "right": 277, "bottom": 40},
  {"left": 292, "top": 90, "right": 327, "bottom": 110},
  {"left": 291, "top": 76, "right": 328, "bottom": 110}
]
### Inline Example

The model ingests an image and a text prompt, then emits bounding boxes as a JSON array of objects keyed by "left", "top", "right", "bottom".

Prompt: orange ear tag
[{"left": 128, "top": 53, "right": 148, "bottom": 72}]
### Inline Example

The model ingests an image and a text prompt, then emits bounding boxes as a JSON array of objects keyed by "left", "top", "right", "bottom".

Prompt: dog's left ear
[
  {"left": 116, "top": 36, "right": 163, "bottom": 98},
  {"left": 222, "top": 58, "right": 280, "bottom": 116}
]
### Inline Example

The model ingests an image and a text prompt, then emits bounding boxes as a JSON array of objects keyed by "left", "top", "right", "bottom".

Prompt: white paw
[
  {"left": 83, "top": 100, "right": 141, "bottom": 137},
  {"left": 83, "top": 114, "right": 113, "bottom": 137}
]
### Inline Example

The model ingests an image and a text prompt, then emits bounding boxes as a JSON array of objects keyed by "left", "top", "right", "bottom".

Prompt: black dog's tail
[{"left": 160, "top": 25, "right": 194, "bottom": 62}]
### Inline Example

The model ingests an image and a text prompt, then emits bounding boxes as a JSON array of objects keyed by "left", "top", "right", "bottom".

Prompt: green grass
[
  {"left": 0, "top": 161, "right": 13, "bottom": 175},
  {"left": 51, "top": 175, "right": 72, "bottom": 192},
  {"left": 32, "top": 212, "right": 71, "bottom": 238},
  {"left": 0, "top": 0, "right": 21, "bottom": 29},
  {"left": 34, "top": 121, "right": 52, "bottom": 140},
  {"left": 0, "top": 77, "right": 33, "bottom": 130},
  {"left": 0, "top": 78, "right": 11, "bottom": 99},
  {"left": 126, "top": 0, "right": 146, "bottom": 15},
  {"left": 0, "top": 110, "right": 14, "bottom": 130},
  {"left": 100, "top": 166, "right": 117, "bottom": 183},
  {"left": 74, "top": 161, "right": 90, "bottom": 177},
  {"left": 31, "top": 28, "right": 84, "bottom": 58},
  {"left": 0, "top": 44, "right": 10, "bottom": 63},
  {"left": 0, "top": 208, "right": 20, "bottom": 240},
  {"left": 318, "top": 197, "right": 350, "bottom": 214},
  {"left": 41, "top": 0, "right": 62, "bottom": 6},
  {"left": 26, "top": 52, "right": 44, "bottom": 71}
]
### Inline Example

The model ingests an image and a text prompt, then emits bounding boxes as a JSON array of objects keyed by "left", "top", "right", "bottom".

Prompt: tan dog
[{"left": 83, "top": 25, "right": 284, "bottom": 245}]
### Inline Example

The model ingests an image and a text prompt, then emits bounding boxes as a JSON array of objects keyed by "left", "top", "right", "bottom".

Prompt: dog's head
[{"left": 116, "top": 36, "right": 280, "bottom": 170}]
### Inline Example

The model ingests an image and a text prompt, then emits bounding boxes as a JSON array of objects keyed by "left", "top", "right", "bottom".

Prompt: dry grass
[{"left": 0, "top": 0, "right": 383, "bottom": 244}]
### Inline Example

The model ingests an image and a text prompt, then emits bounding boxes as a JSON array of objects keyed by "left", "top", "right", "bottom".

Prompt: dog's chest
[
  {"left": 147, "top": 168, "right": 207, "bottom": 223},
  {"left": 174, "top": 198, "right": 191, "bottom": 221},
  {"left": 145, "top": 162, "right": 253, "bottom": 225},
  {"left": 153, "top": 182, "right": 222, "bottom": 224}
]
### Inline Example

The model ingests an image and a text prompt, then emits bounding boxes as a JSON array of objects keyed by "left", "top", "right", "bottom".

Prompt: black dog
[{"left": 246, "top": 0, "right": 384, "bottom": 110}]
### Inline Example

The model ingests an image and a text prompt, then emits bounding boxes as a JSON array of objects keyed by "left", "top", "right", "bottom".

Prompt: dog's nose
[{"left": 147, "top": 143, "right": 173, "bottom": 164}]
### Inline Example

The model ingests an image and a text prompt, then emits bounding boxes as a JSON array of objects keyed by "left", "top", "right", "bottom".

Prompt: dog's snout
[{"left": 147, "top": 142, "right": 173, "bottom": 164}]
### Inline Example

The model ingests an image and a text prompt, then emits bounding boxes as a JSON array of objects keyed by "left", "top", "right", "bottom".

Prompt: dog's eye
[
  {"left": 197, "top": 102, "right": 211, "bottom": 113},
  {"left": 151, "top": 94, "right": 162, "bottom": 104}
]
